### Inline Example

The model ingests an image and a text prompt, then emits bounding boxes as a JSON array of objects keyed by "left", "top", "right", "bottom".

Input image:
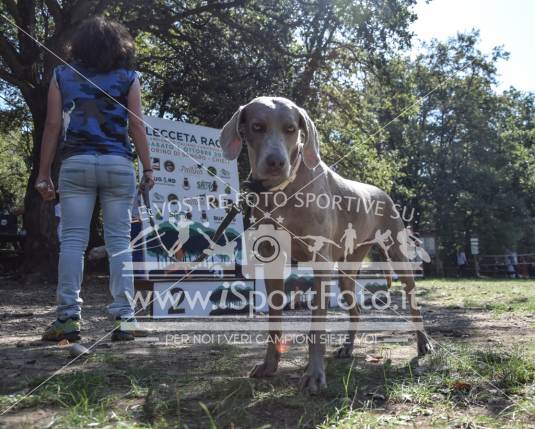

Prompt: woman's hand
[
  {"left": 35, "top": 175, "right": 56, "bottom": 201},
  {"left": 140, "top": 169, "right": 155, "bottom": 191}
]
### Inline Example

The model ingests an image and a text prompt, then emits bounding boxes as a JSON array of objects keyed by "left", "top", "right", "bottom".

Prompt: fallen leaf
[
  {"left": 58, "top": 339, "right": 70, "bottom": 347},
  {"left": 451, "top": 381, "right": 471, "bottom": 391},
  {"left": 365, "top": 354, "right": 383, "bottom": 363}
]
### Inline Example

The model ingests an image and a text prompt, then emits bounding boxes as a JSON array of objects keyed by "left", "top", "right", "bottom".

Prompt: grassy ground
[
  {"left": 416, "top": 278, "right": 535, "bottom": 316},
  {"left": 0, "top": 277, "right": 534, "bottom": 428}
]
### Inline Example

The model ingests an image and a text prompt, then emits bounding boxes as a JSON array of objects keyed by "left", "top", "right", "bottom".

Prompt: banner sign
[
  {"left": 152, "top": 280, "right": 256, "bottom": 318},
  {"left": 135, "top": 116, "right": 244, "bottom": 279}
]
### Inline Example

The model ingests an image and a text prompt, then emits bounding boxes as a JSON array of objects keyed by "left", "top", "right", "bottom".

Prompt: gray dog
[{"left": 220, "top": 96, "right": 433, "bottom": 394}]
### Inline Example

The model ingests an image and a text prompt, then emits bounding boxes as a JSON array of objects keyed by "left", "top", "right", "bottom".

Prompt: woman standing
[{"left": 36, "top": 17, "right": 154, "bottom": 341}]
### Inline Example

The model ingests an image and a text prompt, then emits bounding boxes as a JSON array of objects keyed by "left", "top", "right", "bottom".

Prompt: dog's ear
[
  {"left": 220, "top": 106, "right": 245, "bottom": 160},
  {"left": 297, "top": 107, "right": 321, "bottom": 169}
]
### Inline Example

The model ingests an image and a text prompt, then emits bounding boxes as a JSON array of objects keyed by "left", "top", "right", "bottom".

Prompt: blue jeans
[{"left": 57, "top": 154, "right": 137, "bottom": 319}]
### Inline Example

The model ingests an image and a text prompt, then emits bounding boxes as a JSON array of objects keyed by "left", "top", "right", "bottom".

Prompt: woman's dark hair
[{"left": 67, "top": 17, "right": 135, "bottom": 72}]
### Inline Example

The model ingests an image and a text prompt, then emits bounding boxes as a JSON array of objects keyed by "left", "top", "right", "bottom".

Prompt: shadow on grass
[
  {"left": 1, "top": 277, "right": 533, "bottom": 428},
  {"left": 136, "top": 343, "right": 535, "bottom": 428},
  {"left": 2, "top": 340, "right": 534, "bottom": 429}
]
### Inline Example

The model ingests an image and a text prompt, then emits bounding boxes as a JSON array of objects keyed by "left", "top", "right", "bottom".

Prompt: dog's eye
[
  {"left": 286, "top": 125, "right": 296, "bottom": 133},
  {"left": 251, "top": 123, "right": 265, "bottom": 132}
]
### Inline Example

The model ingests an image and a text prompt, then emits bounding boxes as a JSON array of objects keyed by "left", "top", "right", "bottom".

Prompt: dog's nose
[{"left": 266, "top": 153, "right": 286, "bottom": 170}]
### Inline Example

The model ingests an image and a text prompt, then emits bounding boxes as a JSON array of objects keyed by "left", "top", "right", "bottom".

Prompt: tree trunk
[
  {"left": 1, "top": 1, "right": 117, "bottom": 276},
  {"left": 22, "top": 94, "right": 60, "bottom": 277}
]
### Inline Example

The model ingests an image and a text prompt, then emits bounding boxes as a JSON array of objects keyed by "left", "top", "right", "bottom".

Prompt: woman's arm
[
  {"left": 127, "top": 77, "right": 154, "bottom": 190},
  {"left": 36, "top": 76, "right": 62, "bottom": 201}
]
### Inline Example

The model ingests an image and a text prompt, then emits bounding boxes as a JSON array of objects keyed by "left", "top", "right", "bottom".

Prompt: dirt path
[{"left": 1, "top": 276, "right": 534, "bottom": 428}]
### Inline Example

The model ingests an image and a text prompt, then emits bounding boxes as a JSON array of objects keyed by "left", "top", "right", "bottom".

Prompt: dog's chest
[
  {"left": 251, "top": 197, "right": 335, "bottom": 262},
  {"left": 251, "top": 198, "right": 328, "bottom": 233}
]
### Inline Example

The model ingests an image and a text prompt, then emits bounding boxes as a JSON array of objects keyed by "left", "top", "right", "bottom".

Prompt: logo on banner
[
  {"left": 180, "top": 165, "right": 204, "bottom": 175},
  {"left": 153, "top": 192, "right": 165, "bottom": 202},
  {"left": 155, "top": 176, "right": 177, "bottom": 185},
  {"left": 164, "top": 160, "right": 175, "bottom": 172},
  {"left": 197, "top": 180, "right": 218, "bottom": 192},
  {"left": 134, "top": 116, "right": 244, "bottom": 279}
]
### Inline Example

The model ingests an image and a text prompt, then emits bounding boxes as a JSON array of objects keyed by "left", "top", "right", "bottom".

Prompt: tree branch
[
  {"left": 44, "top": 0, "right": 62, "bottom": 25},
  {"left": 174, "top": 0, "right": 246, "bottom": 20},
  {"left": 2, "top": 0, "right": 21, "bottom": 25},
  {"left": 0, "top": 34, "right": 24, "bottom": 74},
  {"left": 0, "top": 67, "right": 27, "bottom": 91},
  {"left": 125, "top": 0, "right": 245, "bottom": 33},
  {"left": 69, "top": 0, "right": 96, "bottom": 23}
]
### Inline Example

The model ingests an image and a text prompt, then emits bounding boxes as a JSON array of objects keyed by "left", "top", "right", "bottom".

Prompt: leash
[
  {"left": 193, "top": 201, "right": 242, "bottom": 264},
  {"left": 140, "top": 146, "right": 301, "bottom": 268},
  {"left": 141, "top": 184, "right": 243, "bottom": 265},
  {"left": 140, "top": 185, "right": 167, "bottom": 252}
]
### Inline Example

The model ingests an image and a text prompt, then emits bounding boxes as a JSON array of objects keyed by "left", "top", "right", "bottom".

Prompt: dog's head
[{"left": 219, "top": 97, "right": 320, "bottom": 187}]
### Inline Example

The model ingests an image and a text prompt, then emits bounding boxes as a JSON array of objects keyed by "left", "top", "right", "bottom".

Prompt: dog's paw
[
  {"left": 300, "top": 368, "right": 327, "bottom": 395},
  {"left": 417, "top": 331, "right": 434, "bottom": 357},
  {"left": 334, "top": 345, "right": 353, "bottom": 359},
  {"left": 249, "top": 361, "right": 278, "bottom": 378}
]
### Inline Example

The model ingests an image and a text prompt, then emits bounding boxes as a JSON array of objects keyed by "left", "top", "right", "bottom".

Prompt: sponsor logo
[
  {"left": 197, "top": 181, "right": 211, "bottom": 190},
  {"left": 154, "top": 176, "right": 177, "bottom": 185},
  {"left": 213, "top": 214, "right": 237, "bottom": 223},
  {"left": 183, "top": 177, "right": 191, "bottom": 190},
  {"left": 164, "top": 160, "right": 175, "bottom": 172},
  {"left": 153, "top": 192, "right": 165, "bottom": 202},
  {"left": 197, "top": 180, "right": 219, "bottom": 192},
  {"left": 220, "top": 168, "right": 231, "bottom": 179},
  {"left": 207, "top": 166, "right": 217, "bottom": 177},
  {"left": 180, "top": 164, "right": 204, "bottom": 175},
  {"left": 152, "top": 157, "right": 161, "bottom": 171}
]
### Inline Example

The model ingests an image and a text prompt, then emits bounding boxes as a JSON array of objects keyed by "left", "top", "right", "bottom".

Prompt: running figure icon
[
  {"left": 296, "top": 235, "right": 341, "bottom": 262},
  {"left": 340, "top": 222, "right": 357, "bottom": 261}
]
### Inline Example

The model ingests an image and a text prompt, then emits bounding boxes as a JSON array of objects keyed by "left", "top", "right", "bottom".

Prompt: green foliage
[
  {"left": 0, "top": 127, "right": 31, "bottom": 209},
  {"left": 0, "top": 0, "right": 534, "bottom": 263},
  {"left": 372, "top": 32, "right": 535, "bottom": 255}
]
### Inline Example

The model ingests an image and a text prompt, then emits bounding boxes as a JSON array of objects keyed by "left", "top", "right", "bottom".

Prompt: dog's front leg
[
  {"left": 250, "top": 278, "right": 284, "bottom": 378},
  {"left": 300, "top": 274, "right": 329, "bottom": 394}
]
